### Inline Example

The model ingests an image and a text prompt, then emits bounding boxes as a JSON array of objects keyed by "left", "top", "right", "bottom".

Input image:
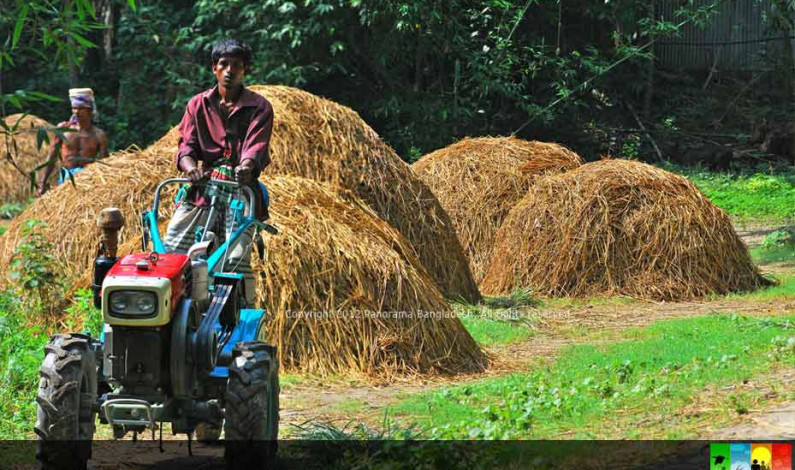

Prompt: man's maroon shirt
[{"left": 176, "top": 85, "right": 274, "bottom": 219}]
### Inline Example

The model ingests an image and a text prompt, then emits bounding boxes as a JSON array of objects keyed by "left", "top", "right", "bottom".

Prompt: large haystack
[
  {"left": 251, "top": 85, "right": 480, "bottom": 303},
  {"left": 0, "top": 114, "right": 54, "bottom": 202},
  {"left": 255, "top": 176, "right": 485, "bottom": 376},
  {"left": 0, "top": 125, "right": 485, "bottom": 376},
  {"left": 412, "top": 137, "right": 582, "bottom": 283},
  {"left": 0, "top": 135, "right": 178, "bottom": 282},
  {"left": 481, "top": 159, "right": 770, "bottom": 300}
]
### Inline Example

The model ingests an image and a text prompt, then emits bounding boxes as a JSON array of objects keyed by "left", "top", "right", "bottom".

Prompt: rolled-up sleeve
[
  {"left": 239, "top": 104, "right": 273, "bottom": 172},
  {"left": 175, "top": 99, "right": 200, "bottom": 170}
]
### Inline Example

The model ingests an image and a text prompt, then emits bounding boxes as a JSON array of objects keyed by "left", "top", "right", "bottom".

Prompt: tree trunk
[
  {"left": 642, "top": 2, "right": 655, "bottom": 120},
  {"left": 101, "top": 0, "right": 114, "bottom": 61}
]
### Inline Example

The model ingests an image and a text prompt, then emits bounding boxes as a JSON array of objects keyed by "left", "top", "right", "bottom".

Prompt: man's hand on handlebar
[
  {"left": 234, "top": 160, "right": 255, "bottom": 184},
  {"left": 179, "top": 155, "right": 209, "bottom": 183}
]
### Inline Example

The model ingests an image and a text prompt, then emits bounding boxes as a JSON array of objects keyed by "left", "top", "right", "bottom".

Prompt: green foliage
[
  {"left": 6, "top": 0, "right": 722, "bottom": 159},
  {"left": 675, "top": 167, "right": 795, "bottom": 222},
  {"left": 0, "top": 289, "right": 49, "bottom": 439},
  {"left": 0, "top": 202, "right": 25, "bottom": 219},
  {"left": 0, "top": 286, "right": 103, "bottom": 439},
  {"left": 394, "top": 314, "right": 795, "bottom": 439},
  {"left": 64, "top": 288, "right": 102, "bottom": 336},
  {"left": 762, "top": 229, "right": 795, "bottom": 250},
  {"left": 459, "top": 313, "right": 535, "bottom": 348},
  {"left": 8, "top": 220, "right": 63, "bottom": 313},
  {"left": 454, "top": 288, "right": 538, "bottom": 347}
]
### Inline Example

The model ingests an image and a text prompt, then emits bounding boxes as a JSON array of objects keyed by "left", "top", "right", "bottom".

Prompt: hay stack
[
  {"left": 0, "top": 132, "right": 179, "bottom": 282},
  {"left": 412, "top": 137, "right": 582, "bottom": 283},
  {"left": 255, "top": 176, "right": 485, "bottom": 375},
  {"left": 0, "top": 125, "right": 485, "bottom": 376},
  {"left": 0, "top": 114, "right": 54, "bottom": 202},
  {"left": 250, "top": 85, "right": 480, "bottom": 303},
  {"left": 481, "top": 159, "right": 770, "bottom": 300}
]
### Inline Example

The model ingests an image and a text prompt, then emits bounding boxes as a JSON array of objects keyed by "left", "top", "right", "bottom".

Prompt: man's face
[
  {"left": 213, "top": 55, "right": 246, "bottom": 89},
  {"left": 71, "top": 106, "right": 92, "bottom": 122}
]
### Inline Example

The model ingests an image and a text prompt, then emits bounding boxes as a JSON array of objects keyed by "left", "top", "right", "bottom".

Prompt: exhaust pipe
[{"left": 93, "top": 207, "right": 125, "bottom": 309}]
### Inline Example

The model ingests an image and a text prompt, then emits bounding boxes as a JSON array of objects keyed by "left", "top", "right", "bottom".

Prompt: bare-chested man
[{"left": 36, "top": 88, "right": 109, "bottom": 195}]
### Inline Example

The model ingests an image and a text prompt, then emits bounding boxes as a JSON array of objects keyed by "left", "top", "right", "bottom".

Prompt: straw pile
[
  {"left": 255, "top": 176, "right": 485, "bottom": 376},
  {"left": 0, "top": 137, "right": 178, "bottom": 283},
  {"left": 412, "top": 137, "right": 582, "bottom": 283},
  {"left": 251, "top": 85, "right": 480, "bottom": 303},
  {"left": 0, "top": 114, "right": 54, "bottom": 202},
  {"left": 0, "top": 95, "right": 486, "bottom": 376},
  {"left": 481, "top": 159, "right": 771, "bottom": 300}
]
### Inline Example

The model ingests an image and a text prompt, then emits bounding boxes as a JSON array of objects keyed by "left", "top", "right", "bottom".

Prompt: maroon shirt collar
[{"left": 201, "top": 85, "right": 261, "bottom": 116}]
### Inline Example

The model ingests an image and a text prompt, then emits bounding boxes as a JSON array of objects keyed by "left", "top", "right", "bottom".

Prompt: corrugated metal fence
[{"left": 657, "top": 0, "right": 782, "bottom": 70}]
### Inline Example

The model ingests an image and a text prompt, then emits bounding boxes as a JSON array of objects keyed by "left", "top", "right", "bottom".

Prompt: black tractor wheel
[
  {"left": 34, "top": 334, "right": 98, "bottom": 470},
  {"left": 224, "top": 341, "right": 279, "bottom": 470}
]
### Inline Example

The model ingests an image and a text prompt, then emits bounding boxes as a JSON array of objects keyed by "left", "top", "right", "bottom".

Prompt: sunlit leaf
[
  {"left": 12, "top": 4, "right": 29, "bottom": 49},
  {"left": 68, "top": 32, "right": 97, "bottom": 49}
]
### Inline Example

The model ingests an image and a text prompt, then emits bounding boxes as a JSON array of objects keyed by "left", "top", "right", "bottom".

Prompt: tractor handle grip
[{"left": 152, "top": 178, "right": 257, "bottom": 220}]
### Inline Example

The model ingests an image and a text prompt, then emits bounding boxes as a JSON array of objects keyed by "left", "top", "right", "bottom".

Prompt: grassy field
[
  {"left": 391, "top": 313, "right": 795, "bottom": 439},
  {"left": 669, "top": 165, "right": 795, "bottom": 225}
]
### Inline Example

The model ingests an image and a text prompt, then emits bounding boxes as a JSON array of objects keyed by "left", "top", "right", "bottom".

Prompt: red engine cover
[{"left": 106, "top": 252, "right": 191, "bottom": 311}]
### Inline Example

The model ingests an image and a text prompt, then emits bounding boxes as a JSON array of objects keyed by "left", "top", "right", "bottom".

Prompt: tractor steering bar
[{"left": 152, "top": 178, "right": 257, "bottom": 220}]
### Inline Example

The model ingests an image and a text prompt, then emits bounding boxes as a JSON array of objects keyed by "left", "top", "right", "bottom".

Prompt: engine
[{"left": 101, "top": 252, "right": 191, "bottom": 396}]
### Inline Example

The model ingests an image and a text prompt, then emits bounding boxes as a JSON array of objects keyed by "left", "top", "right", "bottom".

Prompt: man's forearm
[
  {"left": 38, "top": 148, "right": 58, "bottom": 187},
  {"left": 178, "top": 154, "right": 198, "bottom": 173}
]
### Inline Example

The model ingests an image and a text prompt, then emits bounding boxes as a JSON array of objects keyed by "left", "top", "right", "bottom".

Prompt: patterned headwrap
[{"left": 68, "top": 88, "right": 96, "bottom": 114}]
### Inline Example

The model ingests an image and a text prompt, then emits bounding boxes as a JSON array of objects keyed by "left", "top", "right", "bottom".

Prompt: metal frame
[{"left": 144, "top": 178, "right": 271, "bottom": 274}]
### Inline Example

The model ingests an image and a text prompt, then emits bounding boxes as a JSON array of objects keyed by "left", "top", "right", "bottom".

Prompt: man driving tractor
[{"left": 164, "top": 38, "right": 274, "bottom": 307}]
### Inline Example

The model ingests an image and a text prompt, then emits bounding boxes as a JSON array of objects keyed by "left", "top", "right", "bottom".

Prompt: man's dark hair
[{"left": 211, "top": 38, "right": 252, "bottom": 68}]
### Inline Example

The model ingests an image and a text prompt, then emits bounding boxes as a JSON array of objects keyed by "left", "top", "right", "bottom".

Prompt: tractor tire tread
[
  {"left": 35, "top": 334, "right": 97, "bottom": 470},
  {"left": 224, "top": 341, "right": 278, "bottom": 470}
]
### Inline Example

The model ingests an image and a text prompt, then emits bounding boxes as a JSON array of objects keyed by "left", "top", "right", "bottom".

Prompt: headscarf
[{"left": 68, "top": 88, "right": 97, "bottom": 119}]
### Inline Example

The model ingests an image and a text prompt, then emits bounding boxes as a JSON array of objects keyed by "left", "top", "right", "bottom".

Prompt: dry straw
[
  {"left": 0, "top": 89, "right": 485, "bottom": 376},
  {"left": 255, "top": 176, "right": 486, "bottom": 376},
  {"left": 481, "top": 159, "right": 771, "bottom": 300},
  {"left": 252, "top": 85, "right": 480, "bottom": 303},
  {"left": 413, "top": 137, "right": 582, "bottom": 284},
  {"left": 0, "top": 114, "right": 55, "bottom": 202}
]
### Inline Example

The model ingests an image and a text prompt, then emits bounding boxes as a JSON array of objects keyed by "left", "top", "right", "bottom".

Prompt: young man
[
  {"left": 164, "top": 38, "right": 274, "bottom": 306},
  {"left": 37, "top": 88, "right": 109, "bottom": 195}
]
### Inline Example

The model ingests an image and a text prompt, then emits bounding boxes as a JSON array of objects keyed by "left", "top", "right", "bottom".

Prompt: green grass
[
  {"left": 724, "top": 274, "right": 795, "bottom": 301},
  {"left": 392, "top": 313, "right": 795, "bottom": 439},
  {"left": 750, "top": 243, "right": 795, "bottom": 266},
  {"left": 453, "top": 301, "right": 537, "bottom": 348},
  {"left": 459, "top": 315, "right": 535, "bottom": 347},
  {"left": 669, "top": 166, "right": 795, "bottom": 224}
]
